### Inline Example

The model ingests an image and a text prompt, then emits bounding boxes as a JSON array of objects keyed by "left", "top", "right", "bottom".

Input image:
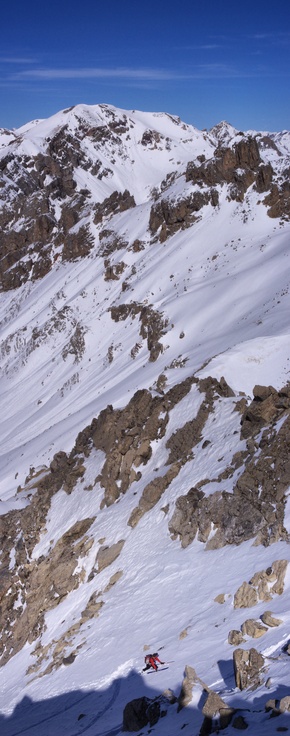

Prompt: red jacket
[{"left": 145, "top": 654, "right": 163, "bottom": 669}]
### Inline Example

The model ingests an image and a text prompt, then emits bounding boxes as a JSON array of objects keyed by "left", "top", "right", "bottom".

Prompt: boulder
[
  {"left": 123, "top": 697, "right": 149, "bottom": 732},
  {"left": 201, "top": 691, "right": 235, "bottom": 734},
  {"left": 122, "top": 692, "right": 173, "bottom": 732},
  {"left": 214, "top": 593, "right": 226, "bottom": 604},
  {"left": 271, "top": 559, "right": 288, "bottom": 595},
  {"left": 241, "top": 619, "right": 268, "bottom": 638},
  {"left": 232, "top": 714, "right": 249, "bottom": 729},
  {"left": 234, "top": 582, "right": 258, "bottom": 609},
  {"left": 228, "top": 630, "right": 245, "bottom": 646},
  {"left": 177, "top": 665, "right": 199, "bottom": 710},
  {"left": 233, "top": 648, "right": 265, "bottom": 690},
  {"left": 279, "top": 696, "right": 290, "bottom": 713},
  {"left": 260, "top": 610, "right": 283, "bottom": 627}
]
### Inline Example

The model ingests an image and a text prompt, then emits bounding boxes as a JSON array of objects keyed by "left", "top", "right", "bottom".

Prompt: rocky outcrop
[
  {"left": 110, "top": 301, "right": 169, "bottom": 362},
  {"left": 141, "top": 129, "right": 163, "bottom": 147},
  {"left": 263, "top": 181, "right": 290, "bottom": 220},
  {"left": 128, "top": 461, "right": 181, "bottom": 528},
  {"left": 123, "top": 697, "right": 160, "bottom": 731},
  {"left": 0, "top": 513, "right": 94, "bottom": 666},
  {"left": 94, "top": 189, "right": 135, "bottom": 225},
  {"left": 177, "top": 666, "right": 234, "bottom": 734},
  {"left": 186, "top": 137, "right": 262, "bottom": 202},
  {"left": 169, "top": 384, "right": 290, "bottom": 549},
  {"left": 234, "top": 560, "right": 288, "bottom": 608},
  {"left": 149, "top": 190, "right": 218, "bottom": 242},
  {"left": 233, "top": 581, "right": 258, "bottom": 608},
  {"left": 98, "top": 381, "right": 196, "bottom": 506},
  {"left": 233, "top": 648, "right": 265, "bottom": 690},
  {"left": 240, "top": 384, "right": 290, "bottom": 439}
]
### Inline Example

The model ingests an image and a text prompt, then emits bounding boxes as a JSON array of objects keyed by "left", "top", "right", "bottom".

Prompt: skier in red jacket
[{"left": 143, "top": 652, "right": 164, "bottom": 672}]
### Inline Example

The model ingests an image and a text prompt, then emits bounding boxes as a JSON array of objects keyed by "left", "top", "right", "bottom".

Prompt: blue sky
[{"left": 1, "top": 0, "right": 290, "bottom": 131}]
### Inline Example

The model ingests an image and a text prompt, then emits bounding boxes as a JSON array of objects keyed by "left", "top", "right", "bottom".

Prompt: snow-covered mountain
[{"left": 0, "top": 103, "right": 290, "bottom": 736}]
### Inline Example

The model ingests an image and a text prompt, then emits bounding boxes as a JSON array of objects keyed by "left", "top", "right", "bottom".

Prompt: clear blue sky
[{"left": 1, "top": 0, "right": 290, "bottom": 131}]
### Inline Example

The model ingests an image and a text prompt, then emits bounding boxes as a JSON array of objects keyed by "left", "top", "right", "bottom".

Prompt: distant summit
[{"left": 209, "top": 120, "right": 240, "bottom": 144}]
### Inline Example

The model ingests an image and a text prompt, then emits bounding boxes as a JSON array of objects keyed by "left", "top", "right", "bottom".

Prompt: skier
[{"left": 143, "top": 652, "right": 164, "bottom": 672}]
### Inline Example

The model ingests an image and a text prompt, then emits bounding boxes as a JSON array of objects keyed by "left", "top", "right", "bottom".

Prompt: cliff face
[{"left": 0, "top": 105, "right": 290, "bottom": 735}]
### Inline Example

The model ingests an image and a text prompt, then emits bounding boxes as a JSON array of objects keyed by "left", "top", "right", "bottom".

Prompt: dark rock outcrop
[
  {"left": 94, "top": 189, "right": 135, "bottom": 225},
  {"left": 149, "top": 190, "right": 218, "bottom": 242},
  {"left": 123, "top": 696, "right": 163, "bottom": 731}
]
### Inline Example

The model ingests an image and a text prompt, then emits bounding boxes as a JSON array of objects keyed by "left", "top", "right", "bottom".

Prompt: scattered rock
[{"left": 233, "top": 561, "right": 288, "bottom": 610}]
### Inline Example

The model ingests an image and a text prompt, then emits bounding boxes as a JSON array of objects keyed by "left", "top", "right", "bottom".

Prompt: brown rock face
[
  {"left": 263, "top": 181, "right": 290, "bottom": 219},
  {"left": 0, "top": 511, "right": 94, "bottom": 666}
]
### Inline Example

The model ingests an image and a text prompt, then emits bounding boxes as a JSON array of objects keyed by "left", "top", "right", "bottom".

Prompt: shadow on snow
[
  {"left": 1, "top": 666, "right": 289, "bottom": 736},
  {"left": 0, "top": 669, "right": 180, "bottom": 736}
]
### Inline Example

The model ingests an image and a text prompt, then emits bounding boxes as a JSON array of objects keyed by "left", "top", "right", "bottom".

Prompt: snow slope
[{"left": 0, "top": 104, "right": 290, "bottom": 736}]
